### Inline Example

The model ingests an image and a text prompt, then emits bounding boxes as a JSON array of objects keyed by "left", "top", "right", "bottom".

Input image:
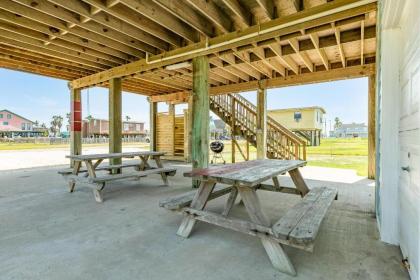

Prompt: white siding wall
[
  {"left": 381, "top": 1, "right": 420, "bottom": 279},
  {"left": 398, "top": 1, "right": 420, "bottom": 279}
]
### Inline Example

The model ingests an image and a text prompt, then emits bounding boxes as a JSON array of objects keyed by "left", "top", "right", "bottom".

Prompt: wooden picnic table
[
  {"left": 160, "top": 159, "right": 337, "bottom": 276},
  {"left": 59, "top": 151, "right": 176, "bottom": 202}
]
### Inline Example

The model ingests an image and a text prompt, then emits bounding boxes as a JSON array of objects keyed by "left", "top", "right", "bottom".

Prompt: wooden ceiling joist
[
  {"left": 150, "top": 63, "right": 375, "bottom": 103},
  {"left": 70, "top": 0, "right": 377, "bottom": 89},
  {"left": 0, "top": 0, "right": 377, "bottom": 97}
]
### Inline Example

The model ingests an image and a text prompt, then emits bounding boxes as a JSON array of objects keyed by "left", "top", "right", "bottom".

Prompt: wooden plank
[
  {"left": 288, "top": 168, "right": 310, "bottom": 196},
  {"left": 90, "top": 167, "right": 177, "bottom": 183},
  {"left": 180, "top": 207, "right": 314, "bottom": 252},
  {"left": 368, "top": 74, "right": 376, "bottom": 179},
  {"left": 222, "top": 186, "right": 239, "bottom": 216},
  {"left": 256, "top": 84, "right": 267, "bottom": 159},
  {"left": 159, "top": 184, "right": 232, "bottom": 210},
  {"left": 272, "top": 187, "right": 337, "bottom": 244},
  {"left": 186, "top": 159, "right": 306, "bottom": 186},
  {"left": 238, "top": 186, "right": 296, "bottom": 275},
  {"left": 66, "top": 151, "right": 165, "bottom": 160},
  {"left": 177, "top": 181, "right": 216, "bottom": 237}
]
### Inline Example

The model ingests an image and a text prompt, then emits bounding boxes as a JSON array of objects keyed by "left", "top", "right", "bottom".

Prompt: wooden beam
[
  {"left": 119, "top": 0, "right": 199, "bottom": 42},
  {"left": 256, "top": 82, "right": 267, "bottom": 159},
  {"left": 109, "top": 77, "right": 122, "bottom": 173},
  {"left": 82, "top": 0, "right": 182, "bottom": 47},
  {"left": 255, "top": 0, "right": 274, "bottom": 20},
  {"left": 220, "top": 0, "right": 251, "bottom": 28},
  {"left": 70, "top": 0, "right": 377, "bottom": 89},
  {"left": 309, "top": 33, "right": 329, "bottom": 70},
  {"left": 42, "top": 0, "right": 166, "bottom": 52},
  {"left": 361, "top": 20, "right": 365, "bottom": 64},
  {"left": 70, "top": 86, "right": 82, "bottom": 167},
  {"left": 191, "top": 56, "right": 210, "bottom": 182},
  {"left": 288, "top": 38, "right": 314, "bottom": 72},
  {"left": 149, "top": 63, "right": 376, "bottom": 103},
  {"left": 368, "top": 74, "right": 375, "bottom": 179},
  {"left": 153, "top": 0, "right": 214, "bottom": 37},
  {"left": 149, "top": 100, "right": 157, "bottom": 151},
  {"left": 334, "top": 27, "right": 346, "bottom": 67},
  {"left": 186, "top": 0, "right": 233, "bottom": 33}
]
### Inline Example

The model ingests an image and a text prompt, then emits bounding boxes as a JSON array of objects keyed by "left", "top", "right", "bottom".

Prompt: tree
[
  {"left": 34, "top": 120, "right": 39, "bottom": 127},
  {"left": 125, "top": 115, "right": 131, "bottom": 122},
  {"left": 50, "top": 115, "right": 63, "bottom": 137},
  {"left": 334, "top": 117, "right": 342, "bottom": 129}
]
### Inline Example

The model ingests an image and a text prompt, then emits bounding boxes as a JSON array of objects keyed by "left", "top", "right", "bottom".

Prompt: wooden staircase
[{"left": 210, "top": 94, "right": 306, "bottom": 160}]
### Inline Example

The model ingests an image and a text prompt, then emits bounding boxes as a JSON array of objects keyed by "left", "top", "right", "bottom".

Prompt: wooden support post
[
  {"left": 149, "top": 100, "right": 157, "bottom": 152},
  {"left": 109, "top": 77, "right": 122, "bottom": 173},
  {"left": 368, "top": 74, "right": 376, "bottom": 179},
  {"left": 231, "top": 97, "right": 236, "bottom": 163},
  {"left": 185, "top": 95, "right": 193, "bottom": 162},
  {"left": 168, "top": 103, "right": 175, "bottom": 156},
  {"left": 246, "top": 139, "right": 250, "bottom": 160},
  {"left": 256, "top": 83, "right": 267, "bottom": 160},
  {"left": 70, "top": 86, "right": 82, "bottom": 167},
  {"left": 192, "top": 56, "right": 209, "bottom": 187}
]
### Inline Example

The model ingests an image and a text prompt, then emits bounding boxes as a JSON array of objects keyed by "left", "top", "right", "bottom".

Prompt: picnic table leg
[
  {"left": 69, "top": 160, "right": 81, "bottom": 192},
  {"left": 154, "top": 156, "right": 169, "bottom": 186},
  {"left": 222, "top": 186, "right": 238, "bottom": 217},
  {"left": 289, "top": 169, "right": 309, "bottom": 196},
  {"left": 93, "top": 183, "right": 105, "bottom": 203},
  {"left": 85, "top": 160, "right": 106, "bottom": 203},
  {"left": 139, "top": 155, "right": 151, "bottom": 171},
  {"left": 238, "top": 186, "right": 296, "bottom": 276},
  {"left": 177, "top": 181, "right": 216, "bottom": 238}
]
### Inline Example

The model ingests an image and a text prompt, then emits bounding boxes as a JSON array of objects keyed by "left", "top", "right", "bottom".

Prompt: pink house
[{"left": 0, "top": 109, "right": 39, "bottom": 137}]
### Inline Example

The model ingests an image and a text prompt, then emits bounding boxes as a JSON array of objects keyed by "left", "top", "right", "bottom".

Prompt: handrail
[{"left": 210, "top": 94, "right": 306, "bottom": 160}]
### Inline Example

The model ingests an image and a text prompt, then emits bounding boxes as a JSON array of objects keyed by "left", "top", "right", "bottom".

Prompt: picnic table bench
[
  {"left": 59, "top": 151, "right": 176, "bottom": 203},
  {"left": 160, "top": 159, "right": 337, "bottom": 276}
]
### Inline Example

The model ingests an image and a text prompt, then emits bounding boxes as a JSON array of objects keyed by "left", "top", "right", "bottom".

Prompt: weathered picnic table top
[
  {"left": 185, "top": 159, "right": 306, "bottom": 186},
  {"left": 66, "top": 151, "right": 166, "bottom": 161}
]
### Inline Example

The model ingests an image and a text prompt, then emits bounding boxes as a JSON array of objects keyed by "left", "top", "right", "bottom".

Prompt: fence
[{"left": 0, "top": 136, "right": 148, "bottom": 145}]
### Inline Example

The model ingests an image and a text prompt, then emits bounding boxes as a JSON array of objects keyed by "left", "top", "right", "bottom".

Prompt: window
[
  {"left": 124, "top": 123, "right": 129, "bottom": 131},
  {"left": 0, "top": 114, "right": 3, "bottom": 118},
  {"left": 3, "top": 121, "right": 8, "bottom": 125},
  {"left": 7, "top": 114, "right": 11, "bottom": 119},
  {"left": 22, "top": 123, "right": 26, "bottom": 130},
  {"left": 294, "top": 112, "right": 302, "bottom": 122},
  {"left": 136, "top": 124, "right": 140, "bottom": 131}
]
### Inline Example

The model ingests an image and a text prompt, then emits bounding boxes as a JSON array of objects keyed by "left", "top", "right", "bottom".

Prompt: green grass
[
  {"left": 214, "top": 138, "right": 368, "bottom": 177},
  {"left": 306, "top": 138, "right": 368, "bottom": 176},
  {"left": 306, "top": 138, "right": 368, "bottom": 156}
]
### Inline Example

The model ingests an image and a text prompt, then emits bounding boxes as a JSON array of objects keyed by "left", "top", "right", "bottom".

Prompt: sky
[{"left": 0, "top": 68, "right": 368, "bottom": 131}]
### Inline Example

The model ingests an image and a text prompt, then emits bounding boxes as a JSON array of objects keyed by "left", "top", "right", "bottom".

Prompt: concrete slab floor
[{"left": 0, "top": 162, "right": 409, "bottom": 280}]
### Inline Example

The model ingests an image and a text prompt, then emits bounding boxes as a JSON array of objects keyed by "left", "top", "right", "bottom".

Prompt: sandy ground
[{"left": 0, "top": 146, "right": 142, "bottom": 170}]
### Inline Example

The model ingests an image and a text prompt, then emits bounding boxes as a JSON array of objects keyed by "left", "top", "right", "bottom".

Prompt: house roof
[
  {"left": 0, "top": 109, "right": 34, "bottom": 123},
  {"left": 268, "top": 106, "right": 326, "bottom": 114}
]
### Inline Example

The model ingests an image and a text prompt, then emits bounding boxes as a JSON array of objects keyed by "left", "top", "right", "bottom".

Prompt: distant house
[
  {"left": 268, "top": 106, "right": 326, "bottom": 146},
  {"left": 82, "top": 118, "right": 146, "bottom": 138},
  {"left": 331, "top": 123, "right": 368, "bottom": 138},
  {"left": 210, "top": 119, "right": 228, "bottom": 139},
  {"left": 0, "top": 109, "right": 46, "bottom": 137}
]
